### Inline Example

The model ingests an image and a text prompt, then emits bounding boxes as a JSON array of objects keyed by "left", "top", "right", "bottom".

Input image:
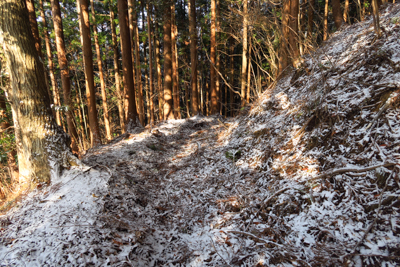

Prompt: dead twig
[
  {"left": 226, "top": 230, "right": 283, "bottom": 247},
  {"left": 306, "top": 162, "right": 397, "bottom": 182}
]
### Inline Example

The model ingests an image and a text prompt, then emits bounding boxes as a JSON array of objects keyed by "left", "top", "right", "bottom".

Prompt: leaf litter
[{"left": 1, "top": 3, "right": 400, "bottom": 266}]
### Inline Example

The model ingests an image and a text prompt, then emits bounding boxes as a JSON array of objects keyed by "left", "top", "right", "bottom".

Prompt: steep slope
[{"left": 1, "top": 3, "right": 400, "bottom": 266}]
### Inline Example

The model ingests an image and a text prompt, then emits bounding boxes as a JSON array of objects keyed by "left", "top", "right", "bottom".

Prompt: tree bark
[
  {"left": 308, "top": 0, "right": 314, "bottom": 37},
  {"left": 323, "top": 0, "right": 329, "bottom": 40},
  {"left": 90, "top": 0, "right": 111, "bottom": 141},
  {"left": 110, "top": 6, "right": 126, "bottom": 133},
  {"left": 332, "top": 0, "right": 343, "bottom": 30},
  {"left": 210, "top": 0, "right": 218, "bottom": 113},
  {"left": 163, "top": 1, "right": 174, "bottom": 120},
  {"left": 240, "top": 0, "right": 247, "bottom": 107},
  {"left": 147, "top": 1, "right": 154, "bottom": 124},
  {"left": 279, "top": 0, "right": 290, "bottom": 75},
  {"left": 189, "top": 0, "right": 199, "bottom": 115},
  {"left": 51, "top": 0, "right": 79, "bottom": 154},
  {"left": 39, "top": 0, "right": 62, "bottom": 126},
  {"left": 79, "top": 0, "right": 102, "bottom": 146},
  {"left": 171, "top": 2, "right": 181, "bottom": 119},
  {"left": 118, "top": 0, "right": 139, "bottom": 129},
  {"left": 289, "top": 0, "right": 300, "bottom": 66},
  {"left": 1, "top": 0, "right": 78, "bottom": 184},
  {"left": 154, "top": 20, "right": 163, "bottom": 121}
]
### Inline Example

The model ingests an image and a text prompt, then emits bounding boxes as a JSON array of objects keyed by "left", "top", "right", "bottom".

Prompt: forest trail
[{"left": 1, "top": 3, "right": 400, "bottom": 266}]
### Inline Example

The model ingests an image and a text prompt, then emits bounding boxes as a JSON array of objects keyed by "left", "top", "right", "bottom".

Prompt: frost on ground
[{"left": 1, "top": 3, "right": 400, "bottom": 267}]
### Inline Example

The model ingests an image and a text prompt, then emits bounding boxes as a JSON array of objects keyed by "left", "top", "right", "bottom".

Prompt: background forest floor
[{"left": 1, "top": 3, "right": 400, "bottom": 266}]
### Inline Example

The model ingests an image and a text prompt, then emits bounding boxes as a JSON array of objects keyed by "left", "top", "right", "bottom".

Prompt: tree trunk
[
  {"left": 1, "top": 0, "right": 78, "bottom": 184},
  {"left": 110, "top": 6, "right": 126, "bottom": 133},
  {"left": 171, "top": 3, "right": 181, "bottom": 119},
  {"left": 51, "top": 0, "right": 80, "bottom": 154},
  {"left": 118, "top": 0, "right": 139, "bottom": 129},
  {"left": 163, "top": 1, "right": 174, "bottom": 120},
  {"left": 308, "top": 0, "right": 314, "bottom": 38},
  {"left": 343, "top": 0, "right": 349, "bottom": 23},
  {"left": 110, "top": 5, "right": 125, "bottom": 133},
  {"left": 229, "top": 37, "right": 234, "bottom": 117},
  {"left": 332, "top": 0, "right": 343, "bottom": 30},
  {"left": 323, "top": 0, "right": 329, "bottom": 40},
  {"left": 154, "top": 21, "right": 163, "bottom": 121},
  {"left": 147, "top": 1, "right": 155, "bottom": 124},
  {"left": 189, "top": 0, "right": 199, "bottom": 115},
  {"left": 142, "top": 3, "right": 150, "bottom": 124},
  {"left": 210, "top": 0, "right": 218, "bottom": 113},
  {"left": 127, "top": 0, "right": 136, "bottom": 122},
  {"left": 90, "top": 0, "right": 111, "bottom": 141},
  {"left": 240, "top": 0, "right": 248, "bottom": 107},
  {"left": 79, "top": 0, "right": 102, "bottom": 146},
  {"left": 289, "top": 0, "right": 300, "bottom": 66},
  {"left": 39, "top": 0, "right": 62, "bottom": 126}
]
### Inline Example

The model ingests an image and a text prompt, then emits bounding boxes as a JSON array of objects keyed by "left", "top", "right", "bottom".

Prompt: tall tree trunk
[
  {"left": 308, "top": 0, "right": 314, "bottom": 38},
  {"left": 216, "top": 0, "right": 221, "bottom": 114},
  {"left": 79, "top": 0, "right": 102, "bottom": 146},
  {"left": 323, "top": 0, "right": 329, "bottom": 40},
  {"left": 26, "top": 0, "right": 54, "bottom": 114},
  {"left": 332, "top": 0, "right": 343, "bottom": 30},
  {"left": 289, "top": 0, "right": 300, "bottom": 66},
  {"left": 147, "top": 1, "right": 155, "bottom": 124},
  {"left": 154, "top": 21, "right": 163, "bottom": 121},
  {"left": 118, "top": 0, "right": 139, "bottom": 129},
  {"left": 163, "top": 1, "right": 174, "bottom": 120},
  {"left": 171, "top": 3, "right": 181, "bottom": 119},
  {"left": 189, "top": 0, "right": 199, "bottom": 115},
  {"left": 240, "top": 0, "right": 248, "bottom": 106},
  {"left": 246, "top": 42, "right": 251, "bottom": 104},
  {"left": 39, "top": 0, "right": 62, "bottom": 126},
  {"left": 127, "top": 0, "right": 136, "bottom": 122},
  {"left": 90, "top": 0, "right": 111, "bottom": 141},
  {"left": 343, "top": 0, "right": 349, "bottom": 23},
  {"left": 229, "top": 37, "right": 234, "bottom": 117},
  {"left": 110, "top": 6, "right": 126, "bottom": 133},
  {"left": 210, "top": 0, "right": 218, "bottom": 113},
  {"left": 51, "top": 0, "right": 79, "bottom": 154},
  {"left": 142, "top": 3, "right": 150, "bottom": 124},
  {"left": 1, "top": 0, "right": 78, "bottom": 184}
]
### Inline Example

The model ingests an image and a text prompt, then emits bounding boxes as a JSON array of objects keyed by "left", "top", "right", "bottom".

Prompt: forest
[{"left": 1, "top": 0, "right": 400, "bottom": 266}]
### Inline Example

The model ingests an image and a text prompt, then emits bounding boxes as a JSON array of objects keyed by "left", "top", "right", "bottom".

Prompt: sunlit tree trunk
[
  {"left": 279, "top": 0, "right": 290, "bottom": 75},
  {"left": 163, "top": 1, "right": 174, "bottom": 120},
  {"left": 240, "top": 0, "right": 248, "bottom": 106},
  {"left": 210, "top": 0, "right": 218, "bottom": 113},
  {"left": 189, "top": 0, "right": 199, "bottom": 115},
  {"left": 216, "top": 0, "right": 221, "bottom": 114},
  {"left": 344, "top": 0, "right": 349, "bottom": 23},
  {"left": 110, "top": 6, "right": 125, "bottom": 133},
  {"left": 39, "top": 0, "right": 62, "bottom": 126},
  {"left": 118, "top": 0, "right": 139, "bottom": 129},
  {"left": 323, "top": 0, "right": 329, "bottom": 40},
  {"left": 90, "top": 0, "right": 111, "bottom": 141},
  {"left": 171, "top": 3, "right": 181, "bottom": 119},
  {"left": 1, "top": 0, "right": 78, "bottom": 184},
  {"left": 154, "top": 21, "right": 163, "bottom": 121},
  {"left": 79, "top": 0, "right": 102, "bottom": 146},
  {"left": 51, "top": 0, "right": 79, "bottom": 154}
]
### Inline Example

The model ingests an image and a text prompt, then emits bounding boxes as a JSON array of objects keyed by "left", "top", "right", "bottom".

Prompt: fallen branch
[
  {"left": 306, "top": 162, "right": 397, "bottom": 182},
  {"left": 366, "top": 90, "right": 399, "bottom": 131}
]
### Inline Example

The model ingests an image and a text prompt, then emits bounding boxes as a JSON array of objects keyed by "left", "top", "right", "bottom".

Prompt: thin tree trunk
[
  {"left": 147, "top": 1, "right": 155, "bottom": 124},
  {"left": 246, "top": 42, "right": 251, "bottom": 104},
  {"left": 171, "top": 3, "right": 181, "bottom": 119},
  {"left": 142, "top": 4, "right": 150, "bottom": 124},
  {"left": 210, "top": 0, "right": 218, "bottom": 113},
  {"left": 163, "top": 1, "right": 174, "bottom": 120},
  {"left": 51, "top": 0, "right": 79, "bottom": 154},
  {"left": 279, "top": 0, "right": 290, "bottom": 75},
  {"left": 229, "top": 37, "right": 234, "bottom": 117},
  {"left": 90, "top": 0, "right": 111, "bottom": 141},
  {"left": 39, "top": 0, "right": 62, "bottom": 126},
  {"left": 154, "top": 21, "right": 163, "bottom": 121},
  {"left": 240, "top": 0, "right": 248, "bottom": 107},
  {"left": 216, "top": 0, "right": 221, "bottom": 114},
  {"left": 79, "top": 0, "right": 102, "bottom": 146},
  {"left": 118, "top": 0, "right": 139, "bottom": 129},
  {"left": 344, "top": 0, "right": 349, "bottom": 23},
  {"left": 127, "top": 0, "right": 136, "bottom": 122},
  {"left": 323, "top": 0, "right": 329, "bottom": 40},
  {"left": 290, "top": 0, "right": 300, "bottom": 66},
  {"left": 110, "top": 6, "right": 126, "bottom": 133},
  {"left": 189, "top": 0, "right": 199, "bottom": 115}
]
